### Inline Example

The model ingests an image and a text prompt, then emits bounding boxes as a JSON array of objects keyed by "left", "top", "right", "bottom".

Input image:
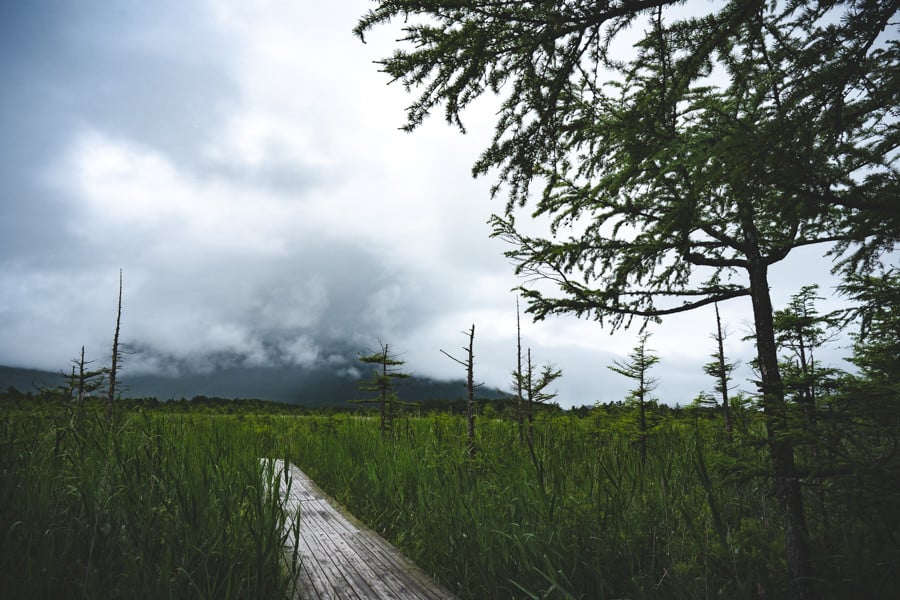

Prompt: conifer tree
[
  {"left": 703, "top": 303, "right": 737, "bottom": 439},
  {"left": 837, "top": 270, "right": 900, "bottom": 416},
  {"left": 608, "top": 333, "right": 659, "bottom": 463},
  {"left": 356, "top": 342, "right": 411, "bottom": 438},
  {"left": 522, "top": 349, "right": 562, "bottom": 445},
  {"left": 773, "top": 285, "right": 839, "bottom": 435},
  {"left": 69, "top": 346, "right": 106, "bottom": 425},
  {"left": 357, "top": 3, "right": 898, "bottom": 595},
  {"left": 511, "top": 298, "right": 563, "bottom": 449}
]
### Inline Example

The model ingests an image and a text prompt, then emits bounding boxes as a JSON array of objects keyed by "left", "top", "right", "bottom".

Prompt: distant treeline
[
  {"left": 0, "top": 385, "right": 523, "bottom": 415},
  {"left": 0, "top": 384, "right": 719, "bottom": 421}
]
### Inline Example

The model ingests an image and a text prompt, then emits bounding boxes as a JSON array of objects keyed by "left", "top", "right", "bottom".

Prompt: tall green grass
[
  {"left": 263, "top": 410, "right": 896, "bottom": 600},
  {"left": 0, "top": 402, "right": 298, "bottom": 600},
  {"left": 261, "top": 413, "right": 760, "bottom": 598},
  {"left": 4, "top": 399, "right": 895, "bottom": 599}
]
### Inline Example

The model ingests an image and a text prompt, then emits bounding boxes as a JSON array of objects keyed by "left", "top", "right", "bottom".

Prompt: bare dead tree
[
  {"left": 441, "top": 324, "right": 479, "bottom": 459},
  {"left": 704, "top": 303, "right": 736, "bottom": 440},
  {"left": 106, "top": 269, "right": 123, "bottom": 422},
  {"left": 514, "top": 297, "right": 525, "bottom": 445}
]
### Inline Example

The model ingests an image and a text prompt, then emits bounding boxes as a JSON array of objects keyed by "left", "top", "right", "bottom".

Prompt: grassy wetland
[
  {"left": 2, "top": 391, "right": 897, "bottom": 599},
  {"left": 0, "top": 397, "right": 298, "bottom": 600}
]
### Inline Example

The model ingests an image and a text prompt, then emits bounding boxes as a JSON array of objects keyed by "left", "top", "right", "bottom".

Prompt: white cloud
[
  {"left": 0, "top": 0, "right": 863, "bottom": 407},
  {"left": 62, "top": 131, "right": 303, "bottom": 257}
]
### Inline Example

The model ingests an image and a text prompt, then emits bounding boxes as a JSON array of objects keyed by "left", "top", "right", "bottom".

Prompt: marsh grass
[
  {"left": 263, "top": 410, "right": 895, "bottom": 600},
  {"left": 3, "top": 399, "right": 895, "bottom": 599},
  {"left": 263, "top": 413, "right": 762, "bottom": 598},
  {"left": 0, "top": 401, "right": 298, "bottom": 600}
]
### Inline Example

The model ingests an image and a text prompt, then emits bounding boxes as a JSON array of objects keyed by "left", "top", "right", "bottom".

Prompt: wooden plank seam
[{"left": 262, "top": 458, "right": 460, "bottom": 600}]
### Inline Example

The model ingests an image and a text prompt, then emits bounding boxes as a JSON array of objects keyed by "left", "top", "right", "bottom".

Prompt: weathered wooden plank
[
  {"left": 293, "top": 487, "right": 445, "bottom": 599},
  {"left": 265, "top": 459, "right": 459, "bottom": 600},
  {"left": 280, "top": 463, "right": 449, "bottom": 600},
  {"left": 291, "top": 477, "right": 441, "bottom": 600}
]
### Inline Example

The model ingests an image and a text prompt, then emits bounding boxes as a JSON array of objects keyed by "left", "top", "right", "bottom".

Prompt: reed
[
  {"left": 262, "top": 410, "right": 893, "bottom": 599},
  {"left": 0, "top": 402, "right": 297, "bottom": 600},
  {"left": 4, "top": 399, "right": 895, "bottom": 599}
]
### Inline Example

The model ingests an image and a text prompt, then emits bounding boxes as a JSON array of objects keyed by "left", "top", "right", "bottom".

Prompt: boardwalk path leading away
[{"left": 268, "top": 459, "right": 460, "bottom": 600}]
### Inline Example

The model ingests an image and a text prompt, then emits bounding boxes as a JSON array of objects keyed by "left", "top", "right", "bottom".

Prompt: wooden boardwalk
[{"left": 268, "top": 459, "right": 460, "bottom": 600}]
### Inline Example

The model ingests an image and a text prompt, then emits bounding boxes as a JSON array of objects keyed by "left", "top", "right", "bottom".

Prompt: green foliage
[
  {"left": 268, "top": 408, "right": 900, "bottom": 599},
  {"left": 608, "top": 334, "right": 660, "bottom": 402},
  {"left": 702, "top": 303, "right": 737, "bottom": 437},
  {"left": 358, "top": 1, "right": 898, "bottom": 325},
  {"left": 522, "top": 354, "right": 563, "bottom": 409},
  {"left": 839, "top": 270, "right": 900, "bottom": 388},
  {"left": 0, "top": 400, "right": 297, "bottom": 599},
  {"left": 356, "top": 7, "right": 898, "bottom": 590},
  {"left": 356, "top": 341, "right": 414, "bottom": 437},
  {"left": 773, "top": 285, "right": 842, "bottom": 404},
  {"left": 4, "top": 390, "right": 898, "bottom": 599},
  {"left": 608, "top": 333, "right": 660, "bottom": 461}
]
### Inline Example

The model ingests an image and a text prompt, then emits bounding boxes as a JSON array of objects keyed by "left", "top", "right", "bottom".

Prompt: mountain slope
[{"left": 0, "top": 364, "right": 503, "bottom": 407}]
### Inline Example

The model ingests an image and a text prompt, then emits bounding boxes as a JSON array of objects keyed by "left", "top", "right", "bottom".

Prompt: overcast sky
[{"left": 0, "top": 1, "right": 858, "bottom": 408}]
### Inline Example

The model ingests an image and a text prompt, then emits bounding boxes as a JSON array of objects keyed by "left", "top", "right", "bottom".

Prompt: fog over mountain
[{"left": 0, "top": 1, "right": 855, "bottom": 408}]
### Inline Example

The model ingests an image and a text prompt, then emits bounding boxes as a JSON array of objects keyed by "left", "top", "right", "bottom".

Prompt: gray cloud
[{"left": 0, "top": 1, "right": 860, "bottom": 408}]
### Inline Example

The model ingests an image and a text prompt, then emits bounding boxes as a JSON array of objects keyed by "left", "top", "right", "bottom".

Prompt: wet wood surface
[{"left": 268, "top": 459, "right": 460, "bottom": 600}]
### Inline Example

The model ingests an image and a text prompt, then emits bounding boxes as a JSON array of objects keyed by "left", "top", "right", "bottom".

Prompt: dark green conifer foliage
[
  {"left": 510, "top": 297, "right": 562, "bottom": 448},
  {"left": 69, "top": 346, "right": 107, "bottom": 425},
  {"left": 356, "top": 342, "right": 412, "bottom": 438},
  {"left": 42, "top": 346, "right": 108, "bottom": 455},
  {"left": 357, "top": 2, "right": 898, "bottom": 595},
  {"left": 522, "top": 349, "right": 562, "bottom": 442},
  {"left": 773, "top": 285, "right": 840, "bottom": 435},
  {"left": 703, "top": 303, "right": 736, "bottom": 439},
  {"left": 357, "top": 2, "right": 898, "bottom": 596},
  {"left": 518, "top": 347, "right": 563, "bottom": 495},
  {"left": 837, "top": 270, "right": 900, "bottom": 417},
  {"left": 608, "top": 333, "right": 659, "bottom": 464}
]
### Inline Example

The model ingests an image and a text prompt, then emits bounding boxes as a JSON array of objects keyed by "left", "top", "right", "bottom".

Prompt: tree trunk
[
  {"left": 637, "top": 366, "right": 647, "bottom": 466},
  {"left": 795, "top": 334, "right": 818, "bottom": 448},
  {"left": 77, "top": 345, "right": 86, "bottom": 412},
  {"left": 525, "top": 348, "right": 534, "bottom": 447},
  {"left": 713, "top": 303, "right": 734, "bottom": 440},
  {"left": 440, "top": 327, "right": 478, "bottom": 459},
  {"left": 71, "top": 345, "right": 87, "bottom": 431},
  {"left": 638, "top": 388, "right": 647, "bottom": 464},
  {"left": 465, "top": 324, "right": 477, "bottom": 459},
  {"left": 380, "top": 344, "right": 389, "bottom": 438},
  {"left": 107, "top": 270, "right": 123, "bottom": 422},
  {"left": 515, "top": 298, "right": 525, "bottom": 446},
  {"left": 748, "top": 260, "right": 815, "bottom": 599}
]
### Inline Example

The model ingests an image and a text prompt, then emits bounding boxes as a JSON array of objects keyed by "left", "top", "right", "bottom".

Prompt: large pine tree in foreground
[{"left": 357, "top": 1, "right": 899, "bottom": 597}]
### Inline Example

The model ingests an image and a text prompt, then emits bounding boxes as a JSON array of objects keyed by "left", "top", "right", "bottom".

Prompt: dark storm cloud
[
  {"left": 0, "top": 1, "right": 861, "bottom": 408},
  {"left": 0, "top": 1, "right": 236, "bottom": 261},
  {"left": 0, "top": 1, "right": 370, "bottom": 375},
  {"left": 123, "top": 239, "right": 430, "bottom": 375}
]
